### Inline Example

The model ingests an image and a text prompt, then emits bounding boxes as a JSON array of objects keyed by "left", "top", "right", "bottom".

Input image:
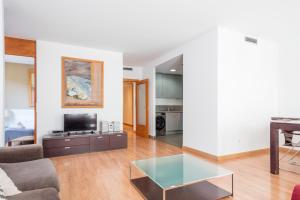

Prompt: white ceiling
[
  {"left": 4, "top": 0, "right": 300, "bottom": 66},
  {"left": 156, "top": 55, "right": 183, "bottom": 75}
]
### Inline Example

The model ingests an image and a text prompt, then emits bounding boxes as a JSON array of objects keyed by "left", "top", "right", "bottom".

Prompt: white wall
[
  {"left": 5, "top": 63, "right": 34, "bottom": 109},
  {"left": 145, "top": 27, "right": 278, "bottom": 156},
  {"left": 278, "top": 42, "right": 300, "bottom": 117},
  {"left": 217, "top": 28, "right": 278, "bottom": 156},
  {"left": 36, "top": 41, "right": 123, "bottom": 143},
  {"left": 0, "top": 0, "right": 4, "bottom": 147},
  {"left": 123, "top": 66, "right": 143, "bottom": 80},
  {"left": 145, "top": 29, "right": 219, "bottom": 155},
  {"left": 123, "top": 66, "right": 142, "bottom": 131},
  {"left": 277, "top": 42, "right": 300, "bottom": 146},
  {"left": 142, "top": 66, "right": 156, "bottom": 136}
]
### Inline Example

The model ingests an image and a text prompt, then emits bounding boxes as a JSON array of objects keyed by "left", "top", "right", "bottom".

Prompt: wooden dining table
[{"left": 270, "top": 118, "right": 300, "bottom": 175}]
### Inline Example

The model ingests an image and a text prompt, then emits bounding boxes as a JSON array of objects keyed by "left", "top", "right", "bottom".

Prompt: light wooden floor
[
  {"left": 156, "top": 133, "right": 183, "bottom": 147},
  {"left": 51, "top": 127, "right": 299, "bottom": 200}
]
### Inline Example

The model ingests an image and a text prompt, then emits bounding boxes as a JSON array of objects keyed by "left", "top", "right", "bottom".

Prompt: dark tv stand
[{"left": 42, "top": 131, "right": 127, "bottom": 157}]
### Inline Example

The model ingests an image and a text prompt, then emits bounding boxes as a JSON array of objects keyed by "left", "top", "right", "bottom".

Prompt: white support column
[{"left": 0, "top": 0, "right": 4, "bottom": 147}]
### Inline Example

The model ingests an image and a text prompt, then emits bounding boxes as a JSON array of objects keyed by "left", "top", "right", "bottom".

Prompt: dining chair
[
  {"left": 280, "top": 131, "right": 300, "bottom": 165},
  {"left": 271, "top": 117, "right": 300, "bottom": 166}
]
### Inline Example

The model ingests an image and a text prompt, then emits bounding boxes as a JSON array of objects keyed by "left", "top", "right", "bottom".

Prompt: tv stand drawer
[
  {"left": 90, "top": 135, "right": 109, "bottom": 152},
  {"left": 109, "top": 134, "right": 127, "bottom": 149},
  {"left": 43, "top": 137, "right": 90, "bottom": 149},
  {"left": 44, "top": 145, "right": 90, "bottom": 157}
]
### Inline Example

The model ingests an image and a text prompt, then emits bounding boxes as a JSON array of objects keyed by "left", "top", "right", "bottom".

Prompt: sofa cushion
[
  {"left": 6, "top": 188, "right": 59, "bottom": 200},
  {"left": 0, "top": 168, "right": 21, "bottom": 196},
  {"left": 0, "top": 144, "right": 43, "bottom": 163},
  {"left": 0, "top": 159, "right": 59, "bottom": 192},
  {"left": 0, "top": 185, "right": 7, "bottom": 200}
]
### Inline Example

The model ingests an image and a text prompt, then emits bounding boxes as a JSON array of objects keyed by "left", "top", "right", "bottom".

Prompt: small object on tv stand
[
  {"left": 52, "top": 130, "right": 63, "bottom": 134},
  {"left": 108, "top": 122, "right": 114, "bottom": 133},
  {"left": 51, "top": 130, "right": 64, "bottom": 136},
  {"left": 113, "top": 121, "right": 120, "bottom": 132},
  {"left": 100, "top": 121, "right": 109, "bottom": 133}
]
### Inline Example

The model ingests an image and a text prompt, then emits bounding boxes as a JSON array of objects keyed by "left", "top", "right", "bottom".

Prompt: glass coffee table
[{"left": 130, "top": 154, "right": 233, "bottom": 200}]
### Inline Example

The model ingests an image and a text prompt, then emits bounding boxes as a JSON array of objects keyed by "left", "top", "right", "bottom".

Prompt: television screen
[{"left": 64, "top": 113, "right": 97, "bottom": 132}]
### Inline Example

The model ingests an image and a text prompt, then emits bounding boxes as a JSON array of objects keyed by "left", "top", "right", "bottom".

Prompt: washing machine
[{"left": 156, "top": 112, "right": 166, "bottom": 136}]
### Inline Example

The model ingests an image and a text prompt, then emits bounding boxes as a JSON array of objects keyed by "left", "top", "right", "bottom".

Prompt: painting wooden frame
[
  {"left": 28, "top": 68, "right": 35, "bottom": 107},
  {"left": 61, "top": 57, "right": 104, "bottom": 108}
]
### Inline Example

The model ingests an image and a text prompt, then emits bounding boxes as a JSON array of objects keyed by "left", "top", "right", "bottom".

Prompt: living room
[{"left": 1, "top": 0, "right": 300, "bottom": 200}]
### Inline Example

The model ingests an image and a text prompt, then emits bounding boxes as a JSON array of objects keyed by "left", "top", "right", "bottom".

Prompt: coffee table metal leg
[
  {"left": 163, "top": 189, "right": 166, "bottom": 200},
  {"left": 129, "top": 163, "right": 131, "bottom": 180},
  {"left": 231, "top": 174, "right": 234, "bottom": 197}
]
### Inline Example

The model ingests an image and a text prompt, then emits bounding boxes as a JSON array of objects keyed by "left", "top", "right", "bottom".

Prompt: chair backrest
[
  {"left": 284, "top": 132, "right": 293, "bottom": 146},
  {"left": 272, "top": 117, "right": 300, "bottom": 121},
  {"left": 292, "top": 185, "right": 300, "bottom": 200}
]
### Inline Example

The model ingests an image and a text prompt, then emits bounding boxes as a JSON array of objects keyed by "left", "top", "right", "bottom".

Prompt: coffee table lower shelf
[{"left": 131, "top": 177, "right": 232, "bottom": 200}]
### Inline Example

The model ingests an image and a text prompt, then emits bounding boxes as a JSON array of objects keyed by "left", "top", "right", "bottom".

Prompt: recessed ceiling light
[{"left": 170, "top": 69, "right": 176, "bottom": 72}]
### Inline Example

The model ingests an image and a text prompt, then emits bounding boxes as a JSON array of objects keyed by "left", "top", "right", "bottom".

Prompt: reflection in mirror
[{"left": 4, "top": 55, "right": 35, "bottom": 147}]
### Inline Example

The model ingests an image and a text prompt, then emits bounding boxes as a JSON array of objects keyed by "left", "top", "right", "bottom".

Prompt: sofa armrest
[{"left": 0, "top": 144, "right": 43, "bottom": 163}]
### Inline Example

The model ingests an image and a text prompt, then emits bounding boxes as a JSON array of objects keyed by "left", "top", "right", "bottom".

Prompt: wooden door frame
[
  {"left": 135, "top": 79, "right": 149, "bottom": 137},
  {"left": 5, "top": 37, "right": 37, "bottom": 143},
  {"left": 123, "top": 79, "right": 135, "bottom": 127}
]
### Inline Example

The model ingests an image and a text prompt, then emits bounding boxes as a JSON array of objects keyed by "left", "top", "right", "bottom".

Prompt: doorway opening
[
  {"left": 123, "top": 79, "right": 149, "bottom": 137},
  {"left": 4, "top": 37, "right": 36, "bottom": 146},
  {"left": 123, "top": 80, "right": 135, "bottom": 131},
  {"left": 155, "top": 55, "right": 183, "bottom": 147}
]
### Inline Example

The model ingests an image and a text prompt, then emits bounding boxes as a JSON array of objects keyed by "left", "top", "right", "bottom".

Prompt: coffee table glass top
[{"left": 131, "top": 154, "right": 233, "bottom": 190}]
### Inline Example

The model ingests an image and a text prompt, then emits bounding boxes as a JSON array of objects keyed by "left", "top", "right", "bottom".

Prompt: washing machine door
[{"left": 156, "top": 115, "right": 166, "bottom": 131}]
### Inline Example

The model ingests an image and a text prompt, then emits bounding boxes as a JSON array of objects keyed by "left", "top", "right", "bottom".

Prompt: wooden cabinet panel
[
  {"left": 166, "top": 113, "right": 178, "bottom": 131},
  {"left": 90, "top": 135, "right": 109, "bottom": 152},
  {"left": 166, "top": 112, "right": 182, "bottom": 131},
  {"left": 156, "top": 73, "right": 183, "bottom": 99},
  {"left": 43, "top": 137, "right": 90, "bottom": 149},
  {"left": 164, "top": 74, "right": 173, "bottom": 98},
  {"left": 110, "top": 134, "right": 127, "bottom": 149},
  {"left": 175, "top": 75, "right": 183, "bottom": 99},
  {"left": 156, "top": 73, "right": 163, "bottom": 98},
  {"left": 179, "top": 113, "right": 183, "bottom": 130},
  {"left": 44, "top": 145, "right": 90, "bottom": 157},
  {"left": 43, "top": 132, "right": 127, "bottom": 157}
]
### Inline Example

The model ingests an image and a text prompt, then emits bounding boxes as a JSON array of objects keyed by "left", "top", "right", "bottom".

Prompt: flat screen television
[{"left": 64, "top": 113, "right": 97, "bottom": 132}]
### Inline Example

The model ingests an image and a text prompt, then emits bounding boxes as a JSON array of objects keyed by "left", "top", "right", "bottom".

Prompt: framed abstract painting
[{"left": 61, "top": 57, "right": 104, "bottom": 108}]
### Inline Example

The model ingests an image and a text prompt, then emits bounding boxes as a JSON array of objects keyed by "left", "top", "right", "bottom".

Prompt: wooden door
[
  {"left": 123, "top": 82, "right": 134, "bottom": 126},
  {"left": 136, "top": 79, "right": 149, "bottom": 137}
]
